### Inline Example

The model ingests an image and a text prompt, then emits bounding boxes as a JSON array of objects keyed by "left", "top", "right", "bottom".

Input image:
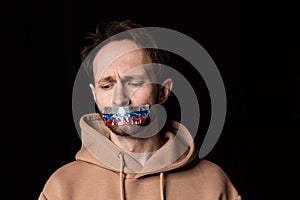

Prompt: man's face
[{"left": 91, "top": 41, "right": 159, "bottom": 136}]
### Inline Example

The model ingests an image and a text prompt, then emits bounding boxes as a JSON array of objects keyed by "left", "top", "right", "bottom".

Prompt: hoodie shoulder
[
  {"left": 195, "top": 159, "right": 233, "bottom": 184},
  {"left": 40, "top": 160, "right": 94, "bottom": 199},
  {"left": 195, "top": 159, "right": 240, "bottom": 199},
  {"left": 196, "top": 159, "right": 229, "bottom": 178}
]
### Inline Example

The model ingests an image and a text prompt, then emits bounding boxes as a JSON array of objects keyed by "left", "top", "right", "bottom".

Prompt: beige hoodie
[{"left": 38, "top": 113, "right": 241, "bottom": 200}]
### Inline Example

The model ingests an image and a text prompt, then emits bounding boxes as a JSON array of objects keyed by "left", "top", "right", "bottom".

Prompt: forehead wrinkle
[
  {"left": 95, "top": 50, "right": 151, "bottom": 83},
  {"left": 98, "top": 66, "right": 149, "bottom": 85},
  {"left": 93, "top": 40, "right": 143, "bottom": 82}
]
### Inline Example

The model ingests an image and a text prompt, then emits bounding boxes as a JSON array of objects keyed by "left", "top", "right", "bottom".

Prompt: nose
[{"left": 112, "top": 82, "right": 130, "bottom": 106}]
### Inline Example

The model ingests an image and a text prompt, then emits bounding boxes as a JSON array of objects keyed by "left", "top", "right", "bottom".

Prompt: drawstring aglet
[{"left": 118, "top": 152, "right": 125, "bottom": 200}]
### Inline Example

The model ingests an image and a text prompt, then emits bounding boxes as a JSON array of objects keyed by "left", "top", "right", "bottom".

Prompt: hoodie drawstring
[
  {"left": 118, "top": 152, "right": 165, "bottom": 200},
  {"left": 160, "top": 172, "right": 165, "bottom": 200},
  {"left": 118, "top": 152, "right": 125, "bottom": 200}
]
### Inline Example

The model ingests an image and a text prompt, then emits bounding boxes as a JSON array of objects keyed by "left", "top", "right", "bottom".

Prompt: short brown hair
[{"left": 80, "top": 20, "right": 170, "bottom": 82}]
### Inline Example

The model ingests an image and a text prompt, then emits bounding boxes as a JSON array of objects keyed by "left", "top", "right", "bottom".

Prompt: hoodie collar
[{"left": 75, "top": 113, "right": 198, "bottom": 178}]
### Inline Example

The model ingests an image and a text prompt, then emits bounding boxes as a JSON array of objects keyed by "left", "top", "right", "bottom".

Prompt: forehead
[{"left": 93, "top": 40, "right": 151, "bottom": 80}]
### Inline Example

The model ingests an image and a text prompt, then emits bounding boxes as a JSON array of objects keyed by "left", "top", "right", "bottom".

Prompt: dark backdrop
[{"left": 3, "top": 0, "right": 298, "bottom": 199}]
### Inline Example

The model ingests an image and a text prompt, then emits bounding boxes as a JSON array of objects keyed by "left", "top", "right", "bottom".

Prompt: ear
[
  {"left": 89, "top": 84, "right": 96, "bottom": 102},
  {"left": 158, "top": 78, "right": 173, "bottom": 104}
]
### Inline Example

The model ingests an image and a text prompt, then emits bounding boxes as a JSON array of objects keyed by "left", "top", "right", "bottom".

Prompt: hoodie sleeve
[
  {"left": 36, "top": 163, "right": 73, "bottom": 200},
  {"left": 37, "top": 192, "right": 47, "bottom": 200},
  {"left": 37, "top": 176, "right": 62, "bottom": 200},
  {"left": 223, "top": 176, "right": 241, "bottom": 200},
  {"left": 197, "top": 159, "right": 241, "bottom": 200}
]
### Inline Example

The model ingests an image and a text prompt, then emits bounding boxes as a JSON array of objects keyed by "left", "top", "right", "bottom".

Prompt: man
[{"left": 38, "top": 20, "right": 241, "bottom": 200}]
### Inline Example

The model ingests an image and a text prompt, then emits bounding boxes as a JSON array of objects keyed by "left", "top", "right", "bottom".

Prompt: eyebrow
[
  {"left": 122, "top": 74, "right": 146, "bottom": 82},
  {"left": 97, "top": 76, "right": 115, "bottom": 84},
  {"left": 97, "top": 73, "right": 147, "bottom": 85}
]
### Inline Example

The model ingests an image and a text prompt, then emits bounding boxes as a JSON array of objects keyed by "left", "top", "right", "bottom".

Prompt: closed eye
[{"left": 127, "top": 81, "right": 144, "bottom": 87}]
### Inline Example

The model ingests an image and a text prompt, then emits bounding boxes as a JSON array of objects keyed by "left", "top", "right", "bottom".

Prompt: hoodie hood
[{"left": 75, "top": 113, "right": 198, "bottom": 178}]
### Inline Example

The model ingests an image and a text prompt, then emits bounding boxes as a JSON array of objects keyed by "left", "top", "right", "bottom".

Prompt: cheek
[
  {"left": 95, "top": 91, "right": 112, "bottom": 110},
  {"left": 130, "top": 85, "right": 158, "bottom": 104}
]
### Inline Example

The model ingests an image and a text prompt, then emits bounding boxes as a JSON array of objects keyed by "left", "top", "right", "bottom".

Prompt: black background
[{"left": 3, "top": 0, "right": 298, "bottom": 199}]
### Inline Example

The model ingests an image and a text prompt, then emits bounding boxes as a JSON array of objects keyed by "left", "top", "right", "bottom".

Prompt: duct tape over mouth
[{"left": 101, "top": 104, "right": 150, "bottom": 126}]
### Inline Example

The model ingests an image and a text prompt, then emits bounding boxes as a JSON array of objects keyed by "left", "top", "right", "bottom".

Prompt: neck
[{"left": 110, "top": 132, "right": 162, "bottom": 153}]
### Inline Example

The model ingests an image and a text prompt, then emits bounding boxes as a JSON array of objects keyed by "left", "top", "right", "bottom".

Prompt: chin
[{"left": 109, "top": 124, "right": 143, "bottom": 137}]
